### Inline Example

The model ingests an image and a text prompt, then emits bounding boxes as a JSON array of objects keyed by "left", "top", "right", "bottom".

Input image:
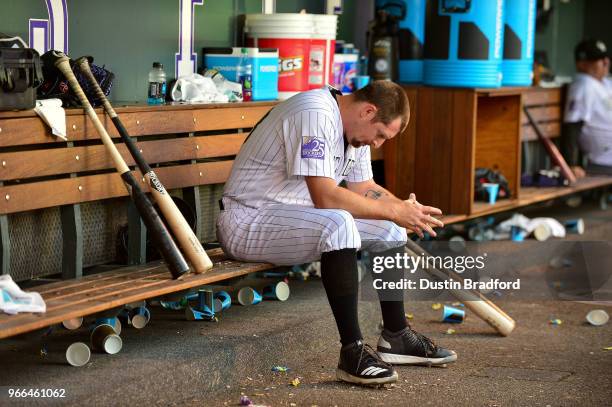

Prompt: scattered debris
[
  {"left": 603, "top": 347, "right": 612, "bottom": 351},
  {"left": 451, "top": 302, "right": 464, "bottom": 307},
  {"left": 432, "top": 303, "right": 442, "bottom": 310},
  {"left": 239, "top": 395, "right": 252, "bottom": 406},
  {"left": 586, "top": 309, "right": 609, "bottom": 326},
  {"left": 549, "top": 318, "right": 562, "bottom": 325},
  {"left": 406, "top": 313, "right": 414, "bottom": 320},
  {"left": 40, "top": 344, "right": 48, "bottom": 357},
  {"left": 290, "top": 378, "right": 301, "bottom": 387},
  {"left": 445, "top": 328, "right": 456, "bottom": 335},
  {"left": 272, "top": 366, "right": 290, "bottom": 372}
]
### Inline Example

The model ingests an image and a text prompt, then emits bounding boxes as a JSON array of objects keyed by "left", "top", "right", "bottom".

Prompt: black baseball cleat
[
  {"left": 336, "top": 340, "right": 399, "bottom": 385},
  {"left": 377, "top": 327, "right": 457, "bottom": 366}
]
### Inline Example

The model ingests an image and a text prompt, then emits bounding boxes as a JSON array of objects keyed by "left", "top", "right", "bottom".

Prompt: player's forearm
[
  {"left": 347, "top": 180, "right": 403, "bottom": 204},
  {"left": 313, "top": 183, "right": 399, "bottom": 221}
]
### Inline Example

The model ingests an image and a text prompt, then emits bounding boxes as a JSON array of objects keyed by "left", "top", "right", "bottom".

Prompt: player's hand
[{"left": 394, "top": 194, "right": 444, "bottom": 238}]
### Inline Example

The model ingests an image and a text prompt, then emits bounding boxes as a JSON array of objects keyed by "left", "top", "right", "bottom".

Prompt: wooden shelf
[{"left": 441, "top": 176, "right": 612, "bottom": 225}]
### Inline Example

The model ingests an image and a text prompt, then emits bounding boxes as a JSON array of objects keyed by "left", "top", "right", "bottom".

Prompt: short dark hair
[{"left": 352, "top": 80, "right": 410, "bottom": 132}]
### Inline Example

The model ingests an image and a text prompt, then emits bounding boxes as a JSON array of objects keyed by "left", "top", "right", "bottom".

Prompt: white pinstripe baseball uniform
[{"left": 217, "top": 87, "right": 407, "bottom": 265}]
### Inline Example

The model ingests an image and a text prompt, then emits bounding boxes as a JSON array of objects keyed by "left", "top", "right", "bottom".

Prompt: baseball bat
[
  {"left": 73, "top": 57, "right": 213, "bottom": 273},
  {"left": 524, "top": 106, "right": 577, "bottom": 184},
  {"left": 50, "top": 51, "right": 190, "bottom": 279},
  {"left": 405, "top": 239, "right": 516, "bottom": 336}
]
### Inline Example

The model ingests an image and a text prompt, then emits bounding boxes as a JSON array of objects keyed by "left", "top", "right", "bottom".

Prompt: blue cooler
[
  {"left": 203, "top": 47, "right": 278, "bottom": 101},
  {"left": 423, "top": 0, "right": 505, "bottom": 88},
  {"left": 376, "top": 0, "right": 427, "bottom": 83},
  {"left": 502, "top": 0, "right": 536, "bottom": 86}
]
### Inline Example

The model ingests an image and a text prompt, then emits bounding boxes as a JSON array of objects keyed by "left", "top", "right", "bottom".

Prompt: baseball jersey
[
  {"left": 222, "top": 88, "right": 373, "bottom": 209},
  {"left": 564, "top": 73, "right": 612, "bottom": 166}
]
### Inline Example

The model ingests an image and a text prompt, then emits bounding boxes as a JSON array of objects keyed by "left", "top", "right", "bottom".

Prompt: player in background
[
  {"left": 563, "top": 39, "right": 612, "bottom": 176},
  {"left": 217, "top": 81, "right": 457, "bottom": 386}
]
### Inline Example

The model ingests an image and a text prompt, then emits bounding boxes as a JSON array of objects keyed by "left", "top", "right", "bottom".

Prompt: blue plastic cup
[
  {"left": 93, "top": 317, "right": 121, "bottom": 335},
  {"left": 483, "top": 183, "right": 499, "bottom": 204},
  {"left": 214, "top": 291, "right": 232, "bottom": 311},
  {"left": 510, "top": 226, "right": 526, "bottom": 242},
  {"left": 237, "top": 287, "right": 262, "bottom": 306},
  {"left": 129, "top": 307, "right": 151, "bottom": 329},
  {"left": 351, "top": 75, "right": 370, "bottom": 90},
  {"left": 442, "top": 305, "right": 465, "bottom": 323},
  {"left": 263, "top": 281, "right": 290, "bottom": 301},
  {"left": 564, "top": 218, "right": 584, "bottom": 235}
]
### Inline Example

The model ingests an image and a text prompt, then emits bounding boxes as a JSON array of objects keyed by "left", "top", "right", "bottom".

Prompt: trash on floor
[
  {"left": 432, "top": 303, "right": 442, "bottom": 310},
  {"left": 549, "top": 318, "right": 563, "bottom": 325},
  {"left": 585, "top": 309, "right": 609, "bottom": 326},
  {"left": 239, "top": 395, "right": 252, "bottom": 406},
  {"left": 445, "top": 328, "right": 456, "bottom": 335},
  {"left": 271, "top": 366, "right": 290, "bottom": 372},
  {"left": 290, "top": 378, "right": 301, "bottom": 387}
]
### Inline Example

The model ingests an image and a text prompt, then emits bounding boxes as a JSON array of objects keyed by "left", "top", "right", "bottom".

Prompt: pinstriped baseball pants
[{"left": 216, "top": 203, "right": 407, "bottom": 266}]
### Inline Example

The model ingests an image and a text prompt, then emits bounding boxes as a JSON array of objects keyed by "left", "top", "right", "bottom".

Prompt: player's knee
[{"left": 321, "top": 209, "right": 360, "bottom": 250}]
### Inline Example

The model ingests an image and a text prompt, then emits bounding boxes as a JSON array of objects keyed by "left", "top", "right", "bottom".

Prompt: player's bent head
[{"left": 353, "top": 81, "right": 410, "bottom": 133}]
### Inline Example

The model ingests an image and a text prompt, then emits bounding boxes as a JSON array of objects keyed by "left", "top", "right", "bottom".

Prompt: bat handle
[{"left": 74, "top": 57, "right": 118, "bottom": 118}]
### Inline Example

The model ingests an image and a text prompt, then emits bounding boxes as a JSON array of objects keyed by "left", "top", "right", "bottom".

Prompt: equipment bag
[
  {"left": 0, "top": 47, "right": 43, "bottom": 110},
  {"left": 474, "top": 168, "right": 511, "bottom": 201}
]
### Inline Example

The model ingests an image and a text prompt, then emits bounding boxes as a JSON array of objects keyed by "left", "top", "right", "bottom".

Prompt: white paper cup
[
  {"left": 65, "top": 342, "right": 91, "bottom": 367},
  {"left": 62, "top": 317, "right": 83, "bottom": 330},
  {"left": 91, "top": 324, "right": 122, "bottom": 354},
  {"left": 237, "top": 287, "right": 262, "bottom": 306},
  {"left": 586, "top": 309, "right": 609, "bottom": 326},
  {"left": 533, "top": 224, "right": 552, "bottom": 241},
  {"left": 263, "top": 281, "right": 290, "bottom": 301},
  {"left": 129, "top": 307, "right": 151, "bottom": 329}
]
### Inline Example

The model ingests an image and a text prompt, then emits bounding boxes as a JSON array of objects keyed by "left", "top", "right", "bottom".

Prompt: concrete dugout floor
[{"left": 0, "top": 198, "right": 611, "bottom": 407}]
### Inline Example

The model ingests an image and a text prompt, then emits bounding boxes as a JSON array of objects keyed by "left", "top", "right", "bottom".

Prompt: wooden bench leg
[
  {"left": 60, "top": 204, "right": 83, "bottom": 279},
  {"left": 0, "top": 214, "right": 10, "bottom": 275},
  {"left": 182, "top": 186, "right": 202, "bottom": 241},
  {"left": 127, "top": 201, "right": 147, "bottom": 265}
]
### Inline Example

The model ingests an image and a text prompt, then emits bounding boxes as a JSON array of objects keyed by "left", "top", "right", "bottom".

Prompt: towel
[
  {"left": 0, "top": 275, "right": 46, "bottom": 315},
  {"left": 34, "top": 98, "right": 67, "bottom": 140}
]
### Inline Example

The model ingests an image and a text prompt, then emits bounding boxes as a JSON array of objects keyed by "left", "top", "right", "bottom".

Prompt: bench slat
[
  {"left": 521, "top": 122, "right": 561, "bottom": 141},
  {"left": 0, "top": 161, "right": 233, "bottom": 214},
  {"left": 0, "top": 105, "right": 272, "bottom": 148},
  {"left": 523, "top": 88, "right": 561, "bottom": 106},
  {"left": 0, "top": 133, "right": 246, "bottom": 181},
  {"left": 32, "top": 248, "right": 226, "bottom": 294}
]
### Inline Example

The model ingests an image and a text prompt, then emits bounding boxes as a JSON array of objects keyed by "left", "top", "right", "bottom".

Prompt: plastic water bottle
[
  {"left": 147, "top": 62, "right": 167, "bottom": 104},
  {"left": 236, "top": 48, "right": 252, "bottom": 102}
]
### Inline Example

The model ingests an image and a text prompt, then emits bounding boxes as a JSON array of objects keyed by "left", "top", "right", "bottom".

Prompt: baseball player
[
  {"left": 217, "top": 81, "right": 456, "bottom": 386},
  {"left": 564, "top": 39, "right": 612, "bottom": 175}
]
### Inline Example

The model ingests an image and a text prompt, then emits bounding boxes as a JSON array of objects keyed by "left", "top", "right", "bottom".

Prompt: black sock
[
  {"left": 373, "top": 245, "right": 408, "bottom": 333},
  {"left": 321, "top": 248, "right": 362, "bottom": 346},
  {"left": 379, "top": 301, "right": 408, "bottom": 332}
]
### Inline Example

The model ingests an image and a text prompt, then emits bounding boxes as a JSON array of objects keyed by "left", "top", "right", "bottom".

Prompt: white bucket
[
  {"left": 309, "top": 14, "right": 338, "bottom": 89},
  {"left": 245, "top": 13, "right": 314, "bottom": 99}
]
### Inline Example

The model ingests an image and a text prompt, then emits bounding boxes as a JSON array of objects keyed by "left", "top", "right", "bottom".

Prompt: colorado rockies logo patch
[
  {"left": 147, "top": 172, "right": 167, "bottom": 194},
  {"left": 301, "top": 137, "right": 325, "bottom": 160}
]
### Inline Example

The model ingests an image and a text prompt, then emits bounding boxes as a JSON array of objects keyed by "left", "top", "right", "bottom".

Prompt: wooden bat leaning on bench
[
  {"left": 50, "top": 51, "right": 190, "bottom": 279},
  {"left": 73, "top": 56, "right": 213, "bottom": 274}
]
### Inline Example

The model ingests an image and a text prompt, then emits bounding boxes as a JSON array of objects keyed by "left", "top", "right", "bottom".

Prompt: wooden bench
[{"left": 0, "top": 101, "right": 279, "bottom": 339}]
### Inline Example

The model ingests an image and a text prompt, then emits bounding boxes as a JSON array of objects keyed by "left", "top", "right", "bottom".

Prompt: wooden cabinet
[{"left": 385, "top": 86, "right": 571, "bottom": 217}]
